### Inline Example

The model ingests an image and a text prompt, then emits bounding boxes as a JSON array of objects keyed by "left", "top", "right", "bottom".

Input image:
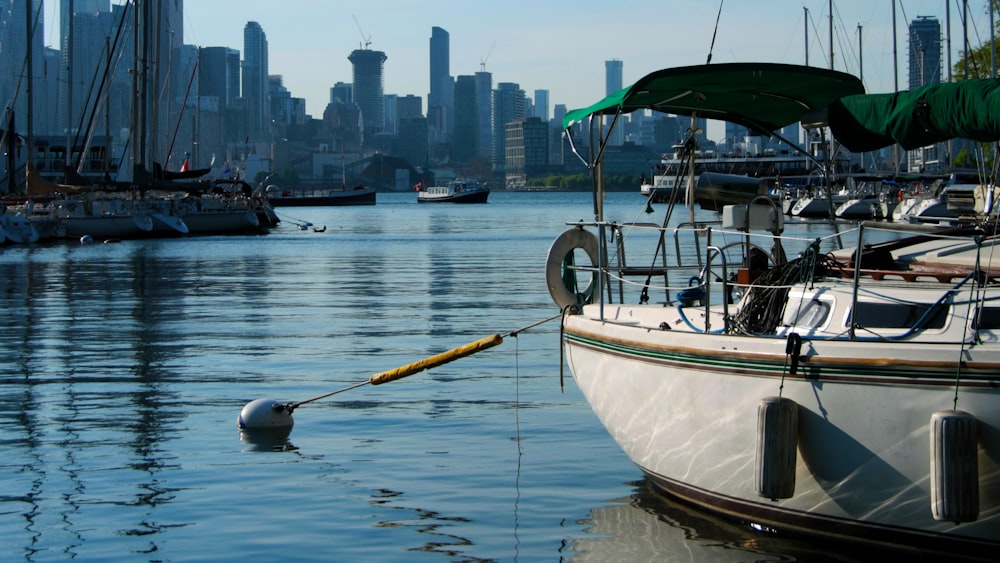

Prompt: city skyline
[{"left": 41, "top": 0, "right": 991, "bottom": 123}]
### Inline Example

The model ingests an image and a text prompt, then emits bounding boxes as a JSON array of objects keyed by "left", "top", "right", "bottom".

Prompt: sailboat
[{"left": 550, "top": 62, "right": 1000, "bottom": 557}]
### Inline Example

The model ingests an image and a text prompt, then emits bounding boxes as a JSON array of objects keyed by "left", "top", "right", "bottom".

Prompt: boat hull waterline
[{"left": 562, "top": 308, "right": 999, "bottom": 554}]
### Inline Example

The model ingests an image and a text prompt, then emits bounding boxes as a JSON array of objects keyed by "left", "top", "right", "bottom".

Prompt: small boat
[
  {"left": 553, "top": 62, "right": 1000, "bottom": 558},
  {"left": 0, "top": 204, "right": 40, "bottom": 244},
  {"left": 893, "top": 181, "right": 978, "bottom": 227},
  {"left": 640, "top": 136, "right": 845, "bottom": 210},
  {"left": 416, "top": 179, "right": 489, "bottom": 203},
  {"left": 265, "top": 184, "right": 376, "bottom": 207},
  {"left": 788, "top": 187, "right": 851, "bottom": 217}
]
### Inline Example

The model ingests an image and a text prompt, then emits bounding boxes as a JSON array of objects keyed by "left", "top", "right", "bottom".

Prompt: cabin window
[
  {"left": 972, "top": 307, "right": 1000, "bottom": 330},
  {"left": 851, "top": 302, "right": 948, "bottom": 329},
  {"left": 782, "top": 297, "right": 831, "bottom": 330}
]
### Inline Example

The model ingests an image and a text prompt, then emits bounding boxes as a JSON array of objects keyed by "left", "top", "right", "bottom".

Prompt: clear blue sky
[{"left": 48, "top": 1, "right": 994, "bottom": 120}]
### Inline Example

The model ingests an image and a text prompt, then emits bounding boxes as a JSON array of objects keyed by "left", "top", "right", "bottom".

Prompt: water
[{"left": 1, "top": 191, "right": 897, "bottom": 562}]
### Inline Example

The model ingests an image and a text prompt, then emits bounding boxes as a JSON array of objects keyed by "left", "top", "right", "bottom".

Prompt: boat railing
[{"left": 565, "top": 219, "right": 728, "bottom": 309}]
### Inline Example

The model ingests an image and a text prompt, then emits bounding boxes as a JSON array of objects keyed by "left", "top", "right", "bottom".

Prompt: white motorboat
[
  {"left": 552, "top": 62, "right": 1000, "bottom": 558},
  {"left": 416, "top": 179, "right": 489, "bottom": 203},
  {"left": 0, "top": 204, "right": 40, "bottom": 244}
]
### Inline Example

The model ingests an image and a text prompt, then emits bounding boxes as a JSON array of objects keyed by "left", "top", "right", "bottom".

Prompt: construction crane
[
  {"left": 352, "top": 15, "right": 372, "bottom": 49},
  {"left": 480, "top": 41, "right": 496, "bottom": 72}
]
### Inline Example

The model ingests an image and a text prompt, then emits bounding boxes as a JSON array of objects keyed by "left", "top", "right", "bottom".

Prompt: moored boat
[
  {"left": 416, "top": 179, "right": 489, "bottom": 203},
  {"left": 553, "top": 62, "right": 1000, "bottom": 558},
  {"left": 265, "top": 184, "right": 376, "bottom": 207}
]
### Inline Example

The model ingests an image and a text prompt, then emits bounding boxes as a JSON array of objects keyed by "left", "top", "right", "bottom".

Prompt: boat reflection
[{"left": 570, "top": 479, "right": 940, "bottom": 562}]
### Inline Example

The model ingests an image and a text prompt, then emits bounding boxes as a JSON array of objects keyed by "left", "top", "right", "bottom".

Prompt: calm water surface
[{"left": 2, "top": 191, "right": 899, "bottom": 561}]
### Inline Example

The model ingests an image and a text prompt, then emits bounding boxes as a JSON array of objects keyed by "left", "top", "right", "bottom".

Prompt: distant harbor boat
[
  {"left": 266, "top": 184, "right": 376, "bottom": 207},
  {"left": 416, "top": 179, "right": 489, "bottom": 204}
]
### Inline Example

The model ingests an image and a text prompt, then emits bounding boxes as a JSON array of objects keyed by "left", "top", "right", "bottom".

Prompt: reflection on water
[
  {"left": 571, "top": 479, "right": 945, "bottom": 562},
  {"left": 239, "top": 428, "right": 297, "bottom": 452},
  {"left": 0, "top": 193, "right": 929, "bottom": 561}
]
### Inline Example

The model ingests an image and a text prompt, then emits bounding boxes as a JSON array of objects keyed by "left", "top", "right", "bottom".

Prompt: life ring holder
[{"left": 546, "top": 227, "right": 600, "bottom": 310}]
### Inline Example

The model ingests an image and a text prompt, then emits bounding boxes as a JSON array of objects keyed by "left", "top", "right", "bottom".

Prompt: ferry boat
[{"left": 416, "top": 179, "right": 489, "bottom": 204}]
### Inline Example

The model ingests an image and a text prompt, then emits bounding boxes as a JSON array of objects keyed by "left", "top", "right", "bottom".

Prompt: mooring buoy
[{"left": 238, "top": 398, "right": 294, "bottom": 430}]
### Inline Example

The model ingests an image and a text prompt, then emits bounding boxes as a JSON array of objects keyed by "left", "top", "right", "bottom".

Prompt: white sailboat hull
[{"left": 563, "top": 304, "right": 1000, "bottom": 553}]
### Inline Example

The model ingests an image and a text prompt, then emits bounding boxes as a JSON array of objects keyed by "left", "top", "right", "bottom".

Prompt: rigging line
[
  {"left": 953, "top": 237, "right": 985, "bottom": 409},
  {"left": 513, "top": 331, "right": 523, "bottom": 561},
  {"left": 514, "top": 333, "right": 522, "bottom": 455},
  {"left": 706, "top": 0, "right": 725, "bottom": 64}
]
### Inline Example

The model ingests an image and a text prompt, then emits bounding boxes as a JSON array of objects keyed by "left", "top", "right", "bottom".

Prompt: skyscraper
[
  {"left": 243, "top": 21, "right": 269, "bottom": 139},
  {"left": 605, "top": 59, "right": 623, "bottom": 95},
  {"left": 349, "top": 48, "right": 388, "bottom": 143},
  {"left": 491, "top": 82, "right": 526, "bottom": 171},
  {"left": 199, "top": 47, "right": 241, "bottom": 109},
  {"left": 605, "top": 59, "right": 624, "bottom": 145},
  {"left": 452, "top": 75, "right": 478, "bottom": 164},
  {"left": 428, "top": 26, "right": 453, "bottom": 131},
  {"left": 533, "top": 89, "right": 549, "bottom": 121},
  {"left": 474, "top": 71, "right": 493, "bottom": 161},
  {"left": 908, "top": 16, "right": 943, "bottom": 171},
  {"left": 908, "top": 16, "right": 941, "bottom": 89},
  {"left": 1, "top": 0, "right": 46, "bottom": 134}
]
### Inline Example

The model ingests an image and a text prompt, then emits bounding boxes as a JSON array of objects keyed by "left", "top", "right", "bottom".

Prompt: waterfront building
[{"left": 491, "top": 82, "right": 526, "bottom": 171}]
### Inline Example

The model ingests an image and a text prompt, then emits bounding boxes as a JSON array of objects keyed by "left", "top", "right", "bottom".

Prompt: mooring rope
[{"left": 281, "top": 313, "right": 564, "bottom": 413}]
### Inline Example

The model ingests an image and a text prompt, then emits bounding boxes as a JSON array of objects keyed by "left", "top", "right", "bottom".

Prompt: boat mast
[
  {"left": 65, "top": 0, "right": 74, "bottom": 174},
  {"left": 804, "top": 6, "right": 809, "bottom": 65},
  {"left": 857, "top": 24, "right": 863, "bottom": 83},
  {"left": 828, "top": 0, "right": 834, "bottom": 70},
  {"left": 25, "top": 0, "right": 33, "bottom": 171}
]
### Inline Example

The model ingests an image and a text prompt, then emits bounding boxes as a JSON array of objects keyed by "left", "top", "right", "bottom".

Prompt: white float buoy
[
  {"left": 238, "top": 398, "right": 294, "bottom": 430},
  {"left": 930, "top": 410, "right": 979, "bottom": 523},
  {"left": 80, "top": 235, "right": 93, "bottom": 244},
  {"left": 755, "top": 396, "right": 799, "bottom": 500}
]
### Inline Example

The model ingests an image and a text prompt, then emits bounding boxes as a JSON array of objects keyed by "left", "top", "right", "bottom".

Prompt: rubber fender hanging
[{"left": 546, "top": 228, "right": 600, "bottom": 309}]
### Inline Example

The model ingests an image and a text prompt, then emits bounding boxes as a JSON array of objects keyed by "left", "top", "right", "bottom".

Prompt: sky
[{"left": 47, "top": 1, "right": 995, "bottom": 121}]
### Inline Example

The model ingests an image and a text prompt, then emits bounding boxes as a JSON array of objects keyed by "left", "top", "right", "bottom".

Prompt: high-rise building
[
  {"left": 243, "top": 21, "right": 269, "bottom": 140},
  {"left": 605, "top": 59, "right": 623, "bottom": 95},
  {"left": 452, "top": 75, "right": 479, "bottom": 164},
  {"left": 474, "top": 71, "right": 493, "bottom": 161},
  {"left": 58, "top": 3, "right": 116, "bottom": 134},
  {"left": 428, "top": 26, "right": 453, "bottom": 134},
  {"left": 533, "top": 89, "right": 549, "bottom": 121},
  {"left": 908, "top": 16, "right": 942, "bottom": 89},
  {"left": 349, "top": 48, "right": 388, "bottom": 143},
  {"left": 505, "top": 116, "right": 549, "bottom": 188},
  {"left": 199, "top": 47, "right": 242, "bottom": 109},
  {"left": 605, "top": 59, "right": 624, "bottom": 145},
  {"left": 397, "top": 95, "right": 422, "bottom": 119},
  {"left": 908, "top": 16, "right": 943, "bottom": 171},
  {"left": 491, "top": 82, "right": 526, "bottom": 171},
  {"left": 0, "top": 0, "right": 47, "bottom": 136},
  {"left": 330, "top": 82, "right": 352, "bottom": 105}
]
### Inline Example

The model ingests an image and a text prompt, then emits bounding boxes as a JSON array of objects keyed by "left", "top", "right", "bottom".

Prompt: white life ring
[{"left": 546, "top": 228, "right": 600, "bottom": 309}]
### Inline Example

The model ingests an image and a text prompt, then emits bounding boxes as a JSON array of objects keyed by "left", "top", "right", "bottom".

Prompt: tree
[{"left": 952, "top": 1, "right": 1000, "bottom": 80}]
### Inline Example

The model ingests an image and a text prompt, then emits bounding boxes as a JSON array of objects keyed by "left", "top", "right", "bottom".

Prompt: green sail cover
[
  {"left": 563, "top": 62, "right": 865, "bottom": 134},
  {"left": 828, "top": 79, "right": 1000, "bottom": 152}
]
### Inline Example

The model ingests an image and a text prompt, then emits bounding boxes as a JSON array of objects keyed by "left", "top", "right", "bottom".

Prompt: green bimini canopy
[
  {"left": 827, "top": 79, "right": 1000, "bottom": 152},
  {"left": 563, "top": 62, "right": 866, "bottom": 134}
]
